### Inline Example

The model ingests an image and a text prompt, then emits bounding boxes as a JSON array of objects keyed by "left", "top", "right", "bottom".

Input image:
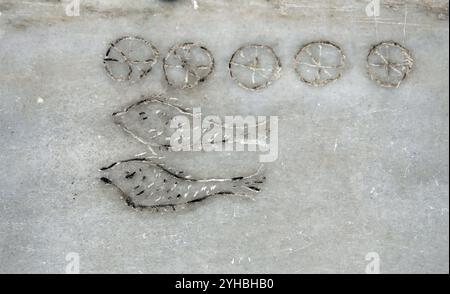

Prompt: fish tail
[{"left": 228, "top": 166, "right": 266, "bottom": 199}]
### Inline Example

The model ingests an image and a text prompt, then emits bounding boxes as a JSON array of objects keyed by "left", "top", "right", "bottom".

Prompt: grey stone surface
[{"left": 0, "top": 0, "right": 448, "bottom": 273}]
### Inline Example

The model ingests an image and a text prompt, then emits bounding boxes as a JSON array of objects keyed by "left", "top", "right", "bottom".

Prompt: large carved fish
[{"left": 100, "top": 159, "right": 265, "bottom": 210}]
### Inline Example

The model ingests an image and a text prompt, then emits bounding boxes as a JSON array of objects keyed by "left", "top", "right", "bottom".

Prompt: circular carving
[
  {"left": 163, "top": 42, "right": 215, "bottom": 89},
  {"left": 103, "top": 36, "right": 159, "bottom": 82},
  {"left": 229, "top": 44, "right": 282, "bottom": 91},
  {"left": 367, "top": 41, "right": 414, "bottom": 88},
  {"left": 294, "top": 41, "right": 345, "bottom": 87}
]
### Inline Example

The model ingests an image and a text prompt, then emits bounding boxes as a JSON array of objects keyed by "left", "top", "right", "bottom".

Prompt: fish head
[
  {"left": 112, "top": 99, "right": 186, "bottom": 146},
  {"left": 100, "top": 160, "right": 157, "bottom": 201}
]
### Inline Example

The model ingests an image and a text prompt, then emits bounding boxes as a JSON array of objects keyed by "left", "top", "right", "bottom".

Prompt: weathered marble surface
[{"left": 0, "top": 0, "right": 448, "bottom": 273}]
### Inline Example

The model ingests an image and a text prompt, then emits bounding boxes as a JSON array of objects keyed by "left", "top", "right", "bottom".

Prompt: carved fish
[
  {"left": 112, "top": 97, "right": 269, "bottom": 152},
  {"left": 100, "top": 159, "right": 265, "bottom": 210}
]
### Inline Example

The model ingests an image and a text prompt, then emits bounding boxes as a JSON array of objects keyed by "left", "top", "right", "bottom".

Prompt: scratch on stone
[
  {"left": 191, "top": 0, "right": 199, "bottom": 10},
  {"left": 403, "top": 4, "right": 408, "bottom": 44},
  {"left": 373, "top": 14, "right": 380, "bottom": 41},
  {"left": 403, "top": 162, "right": 412, "bottom": 177}
]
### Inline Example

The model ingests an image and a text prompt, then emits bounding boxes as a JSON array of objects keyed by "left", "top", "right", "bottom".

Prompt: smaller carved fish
[
  {"left": 112, "top": 97, "right": 269, "bottom": 152},
  {"left": 100, "top": 159, "right": 265, "bottom": 210}
]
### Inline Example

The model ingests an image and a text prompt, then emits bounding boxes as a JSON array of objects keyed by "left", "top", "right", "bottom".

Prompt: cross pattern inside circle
[
  {"left": 229, "top": 45, "right": 282, "bottom": 91},
  {"left": 367, "top": 42, "right": 414, "bottom": 88},
  {"left": 104, "top": 36, "right": 159, "bottom": 82},
  {"left": 294, "top": 41, "right": 345, "bottom": 87},
  {"left": 163, "top": 43, "right": 214, "bottom": 89}
]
